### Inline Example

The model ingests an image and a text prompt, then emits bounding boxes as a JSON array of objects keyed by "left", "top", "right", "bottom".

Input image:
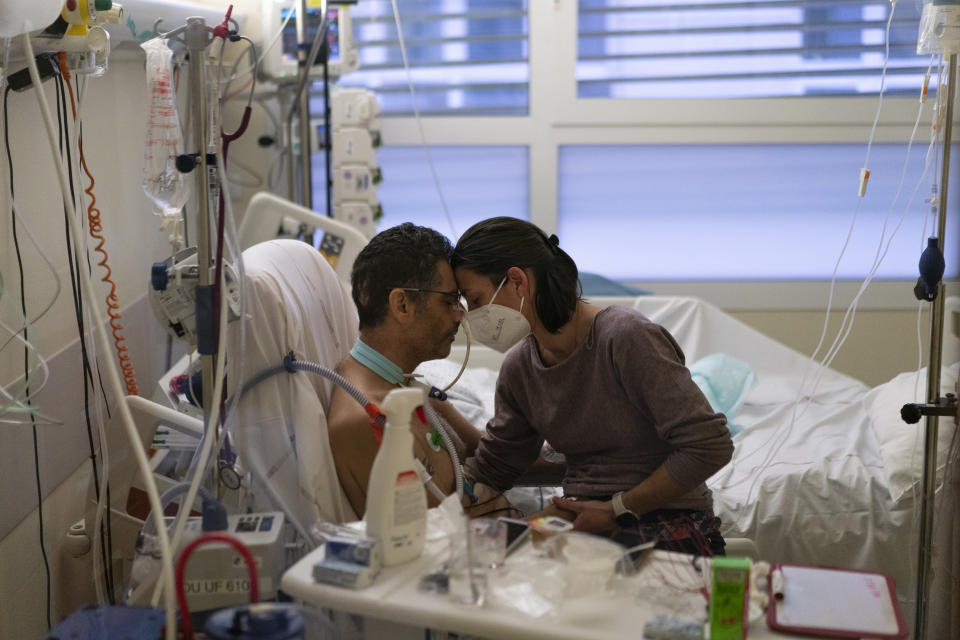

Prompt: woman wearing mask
[{"left": 452, "top": 217, "right": 734, "bottom": 555}]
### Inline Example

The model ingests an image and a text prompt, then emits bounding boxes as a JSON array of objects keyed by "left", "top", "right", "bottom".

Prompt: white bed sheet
[{"left": 415, "top": 295, "right": 921, "bottom": 614}]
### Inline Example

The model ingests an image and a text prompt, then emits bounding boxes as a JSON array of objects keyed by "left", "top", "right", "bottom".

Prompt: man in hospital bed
[{"left": 326, "top": 223, "right": 516, "bottom": 518}]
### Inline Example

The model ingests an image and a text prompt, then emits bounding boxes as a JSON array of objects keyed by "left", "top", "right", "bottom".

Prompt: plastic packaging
[
  {"left": 140, "top": 37, "right": 191, "bottom": 214},
  {"left": 548, "top": 532, "right": 624, "bottom": 598},
  {"left": 364, "top": 387, "right": 427, "bottom": 566}
]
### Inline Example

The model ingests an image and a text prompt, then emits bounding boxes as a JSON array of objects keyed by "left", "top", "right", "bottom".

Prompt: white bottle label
[{"left": 392, "top": 470, "right": 425, "bottom": 530}]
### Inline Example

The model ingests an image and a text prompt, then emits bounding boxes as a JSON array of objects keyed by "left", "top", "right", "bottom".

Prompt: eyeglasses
[{"left": 397, "top": 287, "right": 464, "bottom": 309}]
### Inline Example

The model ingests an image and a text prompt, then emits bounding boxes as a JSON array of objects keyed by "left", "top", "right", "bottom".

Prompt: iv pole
[
  {"left": 913, "top": 53, "right": 957, "bottom": 640},
  {"left": 184, "top": 17, "right": 216, "bottom": 415}
]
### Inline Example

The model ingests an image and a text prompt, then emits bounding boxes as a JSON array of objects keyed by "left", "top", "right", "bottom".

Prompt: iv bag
[
  {"left": 918, "top": 0, "right": 960, "bottom": 55},
  {"left": 141, "top": 37, "right": 191, "bottom": 214}
]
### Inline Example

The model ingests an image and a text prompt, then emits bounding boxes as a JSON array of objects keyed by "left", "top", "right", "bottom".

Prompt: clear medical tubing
[
  {"left": 250, "top": 356, "right": 464, "bottom": 500},
  {"left": 285, "top": 357, "right": 380, "bottom": 423},
  {"left": 20, "top": 34, "right": 178, "bottom": 637},
  {"left": 141, "top": 483, "right": 218, "bottom": 536},
  {"left": 423, "top": 402, "right": 464, "bottom": 501}
]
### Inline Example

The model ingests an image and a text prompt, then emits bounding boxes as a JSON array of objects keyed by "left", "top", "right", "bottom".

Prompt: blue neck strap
[{"left": 350, "top": 338, "right": 406, "bottom": 385}]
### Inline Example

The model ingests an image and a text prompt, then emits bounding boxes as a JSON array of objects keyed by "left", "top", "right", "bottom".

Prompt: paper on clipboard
[{"left": 767, "top": 564, "right": 907, "bottom": 639}]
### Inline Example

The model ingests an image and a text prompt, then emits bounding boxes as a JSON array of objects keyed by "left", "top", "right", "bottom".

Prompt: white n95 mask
[{"left": 465, "top": 276, "right": 531, "bottom": 353}]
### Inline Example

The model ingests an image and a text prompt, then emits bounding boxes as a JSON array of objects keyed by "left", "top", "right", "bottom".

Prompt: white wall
[{"left": 0, "top": 56, "right": 182, "bottom": 637}]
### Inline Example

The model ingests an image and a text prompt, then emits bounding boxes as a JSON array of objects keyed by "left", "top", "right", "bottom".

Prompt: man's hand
[{"left": 552, "top": 497, "right": 617, "bottom": 534}]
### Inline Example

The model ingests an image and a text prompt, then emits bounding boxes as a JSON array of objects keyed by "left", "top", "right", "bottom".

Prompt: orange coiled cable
[{"left": 59, "top": 54, "right": 140, "bottom": 396}]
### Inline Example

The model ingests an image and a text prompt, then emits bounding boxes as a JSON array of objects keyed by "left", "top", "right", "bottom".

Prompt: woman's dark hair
[
  {"left": 451, "top": 217, "right": 581, "bottom": 333},
  {"left": 351, "top": 223, "right": 453, "bottom": 330}
]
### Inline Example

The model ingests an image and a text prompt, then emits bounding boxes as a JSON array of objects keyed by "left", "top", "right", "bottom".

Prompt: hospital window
[
  {"left": 576, "top": 0, "right": 929, "bottom": 98},
  {"left": 333, "top": 0, "right": 530, "bottom": 116},
  {"left": 312, "top": 145, "right": 529, "bottom": 236},
  {"left": 556, "top": 143, "right": 960, "bottom": 281}
]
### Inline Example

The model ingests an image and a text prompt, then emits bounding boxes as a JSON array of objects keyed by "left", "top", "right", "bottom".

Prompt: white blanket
[{"left": 415, "top": 295, "right": 942, "bottom": 616}]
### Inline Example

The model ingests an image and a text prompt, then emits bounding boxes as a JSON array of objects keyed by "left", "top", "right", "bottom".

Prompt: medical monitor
[{"left": 261, "top": 0, "right": 358, "bottom": 81}]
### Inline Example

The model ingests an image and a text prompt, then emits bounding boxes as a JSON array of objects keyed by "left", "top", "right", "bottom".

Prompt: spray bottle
[{"left": 364, "top": 387, "right": 428, "bottom": 566}]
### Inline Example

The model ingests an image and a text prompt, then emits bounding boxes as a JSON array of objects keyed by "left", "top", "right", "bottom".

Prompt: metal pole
[
  {"left": 297, "top": 0, "right": 314, "bottom": 207},
  {"left": 284, "top": 86, "right": 297, "bottom": 202},
  {"left": 185, "top": 17, "right": 215, "bottom": 418},
  {"left": 914, "top": 52, "right": 956, "bottom": 640},
  {"left": 324, "top": 52, "right": 332, "bottom": 218}
]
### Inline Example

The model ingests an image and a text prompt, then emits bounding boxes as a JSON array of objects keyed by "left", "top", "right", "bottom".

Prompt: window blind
[
  {"left": 335, "top": 0, "right": 530, "bottom": 115},
  {"left": 578, "top": 0, "right": 932, "bottom": 98}
]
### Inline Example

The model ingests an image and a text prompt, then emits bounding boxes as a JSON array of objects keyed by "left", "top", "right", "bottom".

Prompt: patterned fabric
[{"left": 612, "top": 508, "right": 725, "bottom": 556}]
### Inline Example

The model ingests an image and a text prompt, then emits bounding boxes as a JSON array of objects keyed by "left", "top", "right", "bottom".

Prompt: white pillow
[{"left": 863, "top": 363, "right": 959, "bottom": 504}]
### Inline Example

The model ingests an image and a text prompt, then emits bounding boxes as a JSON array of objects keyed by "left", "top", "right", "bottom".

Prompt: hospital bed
[
  {"left": 415, "top": 294, "right": 960, "bottom": 619},
  {"left": 158, "top": 192, "right": 959, "bottom": 619}
]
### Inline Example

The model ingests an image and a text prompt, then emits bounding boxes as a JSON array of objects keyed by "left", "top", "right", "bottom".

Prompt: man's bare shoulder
[
  {"left": 328, "top": 384, "right": 374, "bottom": 437},
  {"left": 327, "top": 358, "right": 386, "bottom": 442}
]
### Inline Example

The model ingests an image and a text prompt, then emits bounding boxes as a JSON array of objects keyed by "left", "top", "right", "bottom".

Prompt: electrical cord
[
  {"left": 59, "top": 54, "right": 140, "bottom": 396},
  {"left": 389, "top": 0, "right": 459, "bottom": 239},
  {"left": 4, "top": 83, "right": 51, "bottom": 629},
  {"left": 70, "top": 69, "right": 119, "bottom": 601},
  {"left": 54, "top": 71, "right": 118, "bottom": 601},
  {"left": 0, "top": 207, "right": 60, "bottom": 424},
  {"left": 222, "top": 35, "right": 258, "bottom": 106},
  {"left": 21, "top": 34, "right": 179, "bottom": 639},
  {"left": 222, "top": 2, "right": 297, "bottom": 85}
]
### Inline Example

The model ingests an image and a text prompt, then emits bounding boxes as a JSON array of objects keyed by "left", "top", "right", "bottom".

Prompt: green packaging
[{"left": 709, "top": 556, "right": 751, "bottom": 640}]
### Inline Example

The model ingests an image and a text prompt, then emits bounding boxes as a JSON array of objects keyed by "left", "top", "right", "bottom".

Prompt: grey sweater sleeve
[
  {"left": 613, "top": 321, "right": 734, "bottom": 489},
  {"left": 468, "top": 356, "right": 544, "bottom": 492}
]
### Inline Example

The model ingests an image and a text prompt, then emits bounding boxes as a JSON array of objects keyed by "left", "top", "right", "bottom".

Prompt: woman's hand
[{"left": 551, "top": 497, "right": 617, "bottom": 534}]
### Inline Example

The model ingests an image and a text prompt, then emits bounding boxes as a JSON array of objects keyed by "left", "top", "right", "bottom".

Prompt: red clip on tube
[{"left": 365, "top": 404, "right": 385, "bottom": 445}]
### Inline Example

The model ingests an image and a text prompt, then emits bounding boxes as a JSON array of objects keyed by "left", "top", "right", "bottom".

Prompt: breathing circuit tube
[
  {"left": 236, "top": 352, "right": 464, "bottom": 501},
  {"left": 141, "top": 483, "right": 218, "bottom": 537}
]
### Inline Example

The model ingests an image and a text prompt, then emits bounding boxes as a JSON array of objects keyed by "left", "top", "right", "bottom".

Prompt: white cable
[
  {"left": 67, "top": 79, "right": 113, "bottom": 604},
  {"left": 442, "top": 313, "right": 471, "bottom": 393},
  {"left": 225, "top": 156, "right": 264, "bottom": 188},
  {"left": 723, "top": 20, "right": 910, "bottom": 495},
  {"left": 0, "top": 199, "right": 63, "bottom": 355},
  {"left": 739, "top": 87, "right": 931, "bottom": 500},
  {"left": 224, "top": 3, "right": 297, "bottom": 84},
  {"left": 799, "top": 3, "right": 899, "bottom": 395},
  {"left": 20, "top": 35, "right": 178, "bottom": 640},
  {"left": 389, "top": 0, "right": 459, "bottom": 239},
  {"left": 0, "top": 319, "right": 60, "bottom": 426},
  {"left": 69, "top": 70, "right": 111, "bottom": 603},
  {"left": 0, "top": 200, "right": 63, "bottom": 426},
  {"left": 90, "top": 361, "right": 111, "bottom": 605},
  {"left": 861, "top": 2, "right": 897, "bottom": 171},
  {"left": 799, "top": 61, "right": 934, "bottom": 407}
]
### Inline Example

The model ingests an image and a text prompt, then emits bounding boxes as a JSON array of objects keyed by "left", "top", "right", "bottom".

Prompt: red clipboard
[{"left": 766, "top": 564, "right": 907, "bottom": 639}]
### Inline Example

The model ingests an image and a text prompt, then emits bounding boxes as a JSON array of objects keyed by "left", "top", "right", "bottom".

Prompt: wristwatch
[{"left": 612, "top": 491, "right": 639, "bottom": 526}]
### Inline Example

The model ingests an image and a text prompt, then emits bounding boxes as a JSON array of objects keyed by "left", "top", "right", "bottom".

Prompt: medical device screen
[{"left": 281, "top": 7, "right": 341, "bottom": 67}]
